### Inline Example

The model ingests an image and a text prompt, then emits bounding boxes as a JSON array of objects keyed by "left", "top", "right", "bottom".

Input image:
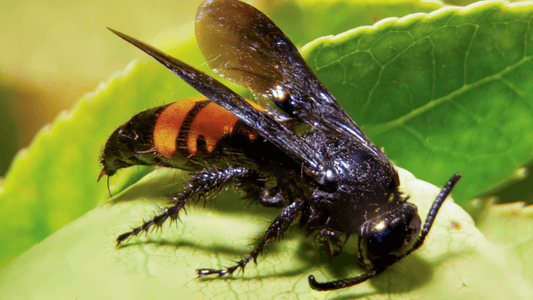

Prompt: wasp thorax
[{"left": 358, "top": 202, "right": 421, "bottom": 266}]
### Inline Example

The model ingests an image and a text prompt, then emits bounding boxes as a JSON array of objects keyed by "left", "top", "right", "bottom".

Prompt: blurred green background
[
  {"left": 0, "top": 0, "right": 203, "bottom": 176},
  {"left": 0, "top": 0, "right": 531, "bottom": 202}
]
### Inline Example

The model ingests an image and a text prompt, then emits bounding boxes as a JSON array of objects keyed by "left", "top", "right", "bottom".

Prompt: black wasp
[{"left": 100, "top": 0, "right": 461, "bottom": 291}]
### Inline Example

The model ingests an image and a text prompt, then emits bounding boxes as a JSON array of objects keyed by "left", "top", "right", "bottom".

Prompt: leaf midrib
[{"left": 366, "top": 53, "right": 533, "bottom": 137}]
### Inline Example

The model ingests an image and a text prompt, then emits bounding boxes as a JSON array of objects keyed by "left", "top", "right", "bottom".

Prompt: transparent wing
[
  {"left": 108, "top": 28, "right": 322, "bottom": 170},
  {"left": 195, "top": 0, "right": 378, "bottom": 153}
]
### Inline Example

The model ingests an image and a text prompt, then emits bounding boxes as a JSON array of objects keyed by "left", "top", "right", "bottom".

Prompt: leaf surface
[
  {"left": 477, "top": 201, "right": 533, "bottom": 286},
  {"left": 1, "top": 3, "right": 533, "bottom": 296},
  {"left": 302, "top": 1, "right": 533, "bottom": 211},
  {"left": 0, "top": 0, "right": 446, "bottom": 270},
  {"left": 1, "top": 167, "right": 530, "bottom": 299}
]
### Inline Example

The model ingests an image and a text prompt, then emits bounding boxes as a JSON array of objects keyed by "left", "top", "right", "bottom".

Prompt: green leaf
[
  {"left": 476, "top": 201, "right": 533, "bottom": 285},
  {"left": 1, "top": 167, "right": 530, "bottom": 299},
  {"left": 0, "top": 35, "right": 205, "bottom": 270},
  {"left": 265, "top": 0, "right": 442, "bottom": 47},
  {"left": 0, "top": 0, "right": 448, "bottom": 271},
  {"left": 302, "top": 1, "right": 533, "bottom": 212},
  {"left": 2, "top": 2, "right": 533, "bottom": 296}
]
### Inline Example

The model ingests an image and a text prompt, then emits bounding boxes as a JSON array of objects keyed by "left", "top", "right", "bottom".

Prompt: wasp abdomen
[{"left": 99, "top": 98, "right": 262, "bottom": 178}]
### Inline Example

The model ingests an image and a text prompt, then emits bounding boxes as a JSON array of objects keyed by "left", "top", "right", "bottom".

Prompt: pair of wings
[{"left": 110, "top": 0, "right": 379, "bottom": 172}]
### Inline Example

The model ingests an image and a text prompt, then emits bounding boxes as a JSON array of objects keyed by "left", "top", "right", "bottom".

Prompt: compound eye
[{"left": 359, "top": 204, "right": 421, "bottom": 263}]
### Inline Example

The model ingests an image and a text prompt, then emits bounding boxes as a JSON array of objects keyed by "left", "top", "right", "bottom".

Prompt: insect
[{"left": 100, "top": 0, "right": 461, "bottom": 291}]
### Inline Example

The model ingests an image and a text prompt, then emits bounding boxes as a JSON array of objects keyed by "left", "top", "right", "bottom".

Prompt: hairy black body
[{"left": 101, "top": 0, "right": 461, "bottom": 291}]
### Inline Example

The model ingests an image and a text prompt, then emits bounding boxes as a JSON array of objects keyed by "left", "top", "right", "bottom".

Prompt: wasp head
[{"left": 357, "top": 200, "right": 422, "bottom": 268}]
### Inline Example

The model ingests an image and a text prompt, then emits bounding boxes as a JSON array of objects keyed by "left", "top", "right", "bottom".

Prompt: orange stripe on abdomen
[
  {"left": 154, "top": 98, "right": 263, "bottom": 158},
  {"left": 153, "top": 99, "right": 203, "bottom": 158},
  {"left": 188, "top": 102, "right": 243, "bottom": 154}
]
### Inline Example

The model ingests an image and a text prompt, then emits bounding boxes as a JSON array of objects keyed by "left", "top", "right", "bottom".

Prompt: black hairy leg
[
  {"left": 197, "top": 199, "right": 305, "bottom": 278},
  {"left": 116, "top": 166, "right": 264, "bottom": 246}
]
